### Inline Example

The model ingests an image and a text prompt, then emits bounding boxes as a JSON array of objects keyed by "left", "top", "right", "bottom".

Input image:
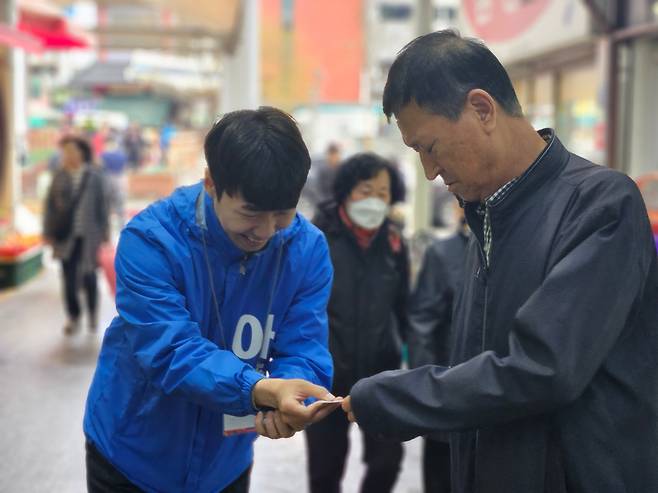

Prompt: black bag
[{"left": 52, "top": 170, "right": 90, "bottom": 242}]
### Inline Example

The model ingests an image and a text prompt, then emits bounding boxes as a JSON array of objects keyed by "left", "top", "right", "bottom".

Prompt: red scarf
[{"left": 339, "top": 205, "right": 379, "bottom": 250}]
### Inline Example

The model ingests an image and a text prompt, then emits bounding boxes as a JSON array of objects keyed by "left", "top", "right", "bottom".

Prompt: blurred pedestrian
[
  {"left": 124, "top": 123, "right": 145, "bottom": 171},
  {"left": 83, "top": 107, "right": 338, "bottom": 493},
  {"left": 43, "top": 136, "right": 109, "bottom": 334},
  {"left": 91, "top": 123, "right": 109, "bottom": 161},
  {"left": 159, "top": 121, "right": 176, "bottom": 166},
  {"left": 408, "top": 204, "right": 469, "bottom": 493},
  {"left": 100, "top": 135, "right": 128, "bottom": 225},
  {"left": 304, "top": 142, "right": 343, "bottom": 210},
  {"left": 342, "top": 29, "right": 658, "bottom": 493},
  {"left": 305, "top": 153, "right": 409, "bottom": 493}
]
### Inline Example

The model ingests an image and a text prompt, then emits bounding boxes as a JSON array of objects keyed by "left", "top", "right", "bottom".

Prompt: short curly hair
[{"left": 332, "top": 153, "right": 405, "bottom": 206}]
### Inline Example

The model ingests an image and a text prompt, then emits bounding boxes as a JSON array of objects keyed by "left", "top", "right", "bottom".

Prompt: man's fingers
[
  {"left": 341, "top": 397, "right": 357, "bottom": 423},
  {"left": 341, "top": 396, "right": 352, "bottom": 413},
  {"left": 273, "top": 411, "right": 296, "bottom": 438},
  {"left": 256, "top": 411, "right": 280, "bottom": 439},
  {"left": 293, "top": 379, "right": 335, "bottom": 401},
  {"left": 255, "top": 412, "right": 267, "bottom": 437},
  {"left": 264, "top": 411, "right": 282, "bottom": 439},
  {"left": 307, "top": 400, "right": 343, "bottom": 423}
]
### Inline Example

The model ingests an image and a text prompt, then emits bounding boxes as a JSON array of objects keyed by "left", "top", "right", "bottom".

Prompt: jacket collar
[{"left": 488, "top": 129, "right": 569, "bottom": 214}]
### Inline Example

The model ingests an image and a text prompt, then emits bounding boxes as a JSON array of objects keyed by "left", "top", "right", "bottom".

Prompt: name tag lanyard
[{"left": 199, "top": 210, "right": 284, "bottom": 374}]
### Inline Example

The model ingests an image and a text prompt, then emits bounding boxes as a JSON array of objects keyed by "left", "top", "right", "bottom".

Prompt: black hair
[
  {"left": 204, "top": 106, "right": 311, "bottom": 211},
  {"left": 60, "top": 135, "right": 93, "bottom": 164},
  {"left": 383, "top": 29, "right": 523, "bottom": 121},
  {"left": 332, "top": 153, "right": 405, "bottom": 206}
]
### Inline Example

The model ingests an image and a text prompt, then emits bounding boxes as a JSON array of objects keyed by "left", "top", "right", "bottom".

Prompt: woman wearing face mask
[{"left": 305, "top": 153, "right": 409, "bottom": 493}]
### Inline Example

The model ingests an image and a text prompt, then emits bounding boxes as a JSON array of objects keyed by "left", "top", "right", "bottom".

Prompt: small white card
[{"left": 223, "top": 413, "right": 257, "bottom": 436}]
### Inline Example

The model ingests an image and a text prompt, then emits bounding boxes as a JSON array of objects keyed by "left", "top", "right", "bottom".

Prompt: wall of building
[{"left": 261, "top": 0, "right": 364, "bottom": 109}]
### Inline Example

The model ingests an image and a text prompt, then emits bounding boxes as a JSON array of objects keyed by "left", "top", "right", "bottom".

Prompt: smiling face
[
  {"left": 396, "top": 100, "right": 495, "bottom": 202},
  {"left": 204, "top": 171, "right": 296, "bottom": 252}
]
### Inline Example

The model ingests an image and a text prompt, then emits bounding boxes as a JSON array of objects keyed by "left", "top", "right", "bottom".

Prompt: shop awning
[
  {"left": 0, "top": 22, "right": 43, "bottom": 53},
  {"left": 17, "top": 2, "right": 92, "bottom": 50}
]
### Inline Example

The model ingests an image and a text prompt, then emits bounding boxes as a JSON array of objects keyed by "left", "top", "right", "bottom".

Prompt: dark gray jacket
[
  {"left": 44, "top": 166, "right": 109, "bottom": 273},
  {"left": 350, "top": 132, "right": 658, "bottom": 493},
  {"left": 408, "top": 230, "right": 469, "bottom": 369}
]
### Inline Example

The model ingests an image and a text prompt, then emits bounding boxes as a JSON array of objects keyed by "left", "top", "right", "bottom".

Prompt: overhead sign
[
  {"left": 463, "top": 0, "right": 551, "bottom": 42},
  {"left": 460, "top": 0, "right": 591, "bottom": 64}
]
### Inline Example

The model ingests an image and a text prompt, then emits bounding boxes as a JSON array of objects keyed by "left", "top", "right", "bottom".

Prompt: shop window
[
  {"left": 380, "top": 4, "right": 413, "bottom": 21},
  {"left": 527, "top": 73, "right": 555, "bottom": 131},
  {"left": 434, "top": 6, "right": 457, "bottom": 22},
  {"left": 557, "top": 64, "right": 605, "bottom": 163}
]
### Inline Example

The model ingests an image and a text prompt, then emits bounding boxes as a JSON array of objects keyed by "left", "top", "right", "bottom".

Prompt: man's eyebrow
[{"left": 242, "top": 204, "right": 261, "bottom": 212}]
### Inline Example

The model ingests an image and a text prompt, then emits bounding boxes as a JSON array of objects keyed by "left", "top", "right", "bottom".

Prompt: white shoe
[{"left": 64, "top": 318, "right": 81, "bottom": 335}]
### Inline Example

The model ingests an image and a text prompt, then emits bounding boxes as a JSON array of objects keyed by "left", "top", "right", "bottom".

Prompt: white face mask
[{"left": 346, "top": 197, "right": 390, "bottom": 230}]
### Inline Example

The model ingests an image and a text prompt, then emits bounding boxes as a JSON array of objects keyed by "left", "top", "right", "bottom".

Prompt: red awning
[
  {"left": 18, "top": 4, "right": 91, "bottom": 50},
  {"left": 0, "top": 22, "right": 43, "bottom": 53}
]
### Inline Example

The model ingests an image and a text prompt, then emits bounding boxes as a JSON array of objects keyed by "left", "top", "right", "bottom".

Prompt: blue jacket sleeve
[
  {"left": 115, "top": 224, "right": 264, "bottom": 416},
  {"left": 267, "top": 234, "right": 334, "bottom": 390}
]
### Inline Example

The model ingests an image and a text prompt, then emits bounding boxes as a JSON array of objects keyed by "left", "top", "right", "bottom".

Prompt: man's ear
[
  {"left": 203, "top": 168, "right": 215, "bottom": 195},
  {"left": 466, "top": 89, "right": 496, "bottom": 133}
]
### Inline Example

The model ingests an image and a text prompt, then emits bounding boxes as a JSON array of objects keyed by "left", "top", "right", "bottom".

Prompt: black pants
[
  {"left": 85, "top": 441, "right": 251, "bottom": 493},
  {"left": 423, "top": 438, "right": 451, "bottom": 493},
  {"left": 62, "top": 238, "right": 97, "bottom": 320},
  {"left": 305, "top": 406, "right": 403, "bottom": 493}
]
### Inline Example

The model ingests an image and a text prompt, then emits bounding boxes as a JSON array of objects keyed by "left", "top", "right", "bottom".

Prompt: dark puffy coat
[{"left": 314, "top": 205, "right": 409, "bottom": 396}]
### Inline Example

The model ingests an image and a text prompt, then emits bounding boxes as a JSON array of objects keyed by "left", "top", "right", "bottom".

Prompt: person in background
[
  {"left": 305, "top": 153, "right": 409, "bottom": 493},
  {"left": 303, "top": 142, "right": 343, "bottom": 210},
  {"left": 159, "top": 121, "right": 177, "bottom": 166},
  {"left": 100, "top": 135, "right": 128, "bottom": 226},
  {"left": 91, "top": 124, "right": 109, "bottom": 161},
  {"left": 43, "top": 136, "right": 109, "bottom": 334},
  {"left": 124, "top": 123, "right": 145, "bottom": 171},
  {"left": 408, "top": 203, "right": 470, "bottom": 493}
]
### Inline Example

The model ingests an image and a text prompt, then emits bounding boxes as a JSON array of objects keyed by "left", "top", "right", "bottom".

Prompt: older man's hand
[{"left": 342, "top": 396, "right": 357, "bottom": 423}]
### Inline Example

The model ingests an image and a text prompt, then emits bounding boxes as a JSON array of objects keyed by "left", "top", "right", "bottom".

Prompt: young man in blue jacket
[{"left": 84, "top": 107, "right": 338, "bottom": 493}]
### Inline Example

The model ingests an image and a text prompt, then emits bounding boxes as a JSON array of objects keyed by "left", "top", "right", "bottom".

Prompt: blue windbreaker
[{"left": 83, "top": 183, "right": 334, "bottom": 492}]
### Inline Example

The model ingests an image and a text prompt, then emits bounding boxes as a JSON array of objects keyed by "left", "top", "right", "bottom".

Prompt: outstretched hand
[{"left": 252, "top": 378, "right": 343, "bottom": 439}]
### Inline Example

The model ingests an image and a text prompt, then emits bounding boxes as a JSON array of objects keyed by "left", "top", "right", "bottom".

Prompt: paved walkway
[{"left": 0, "top": 256, "right": 422, "bottom": 492}]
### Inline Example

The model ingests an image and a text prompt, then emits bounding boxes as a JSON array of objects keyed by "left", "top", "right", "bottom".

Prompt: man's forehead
[
  {"left": 240, "top": 201, "right": 294, "bottom": 213},
  {"left": 395, "top": 114, "right": 420, "bottom": 148}
]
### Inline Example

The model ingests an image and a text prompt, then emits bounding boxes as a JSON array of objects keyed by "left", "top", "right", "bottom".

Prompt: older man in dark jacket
[{"left": 342, "top": 30, "right": 658, "bottom": 493}]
